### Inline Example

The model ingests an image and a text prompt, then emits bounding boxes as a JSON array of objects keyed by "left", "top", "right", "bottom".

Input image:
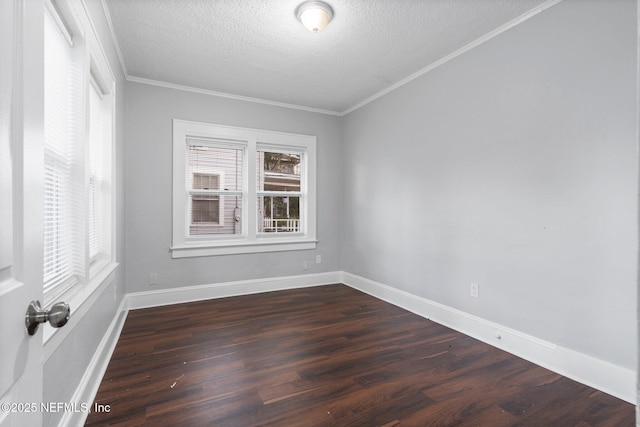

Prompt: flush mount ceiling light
[{"left": 296, "top": 1, "right": 333, "bottom": 33}]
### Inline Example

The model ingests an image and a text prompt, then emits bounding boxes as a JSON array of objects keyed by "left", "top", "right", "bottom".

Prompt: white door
[{"left": 0, "top": 0, "right": 45, "bottom": 425}]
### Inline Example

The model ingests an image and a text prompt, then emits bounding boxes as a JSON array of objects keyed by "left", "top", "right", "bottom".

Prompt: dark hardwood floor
[{"left": 85, "top": 284, "right": 635, "bottom": 426}]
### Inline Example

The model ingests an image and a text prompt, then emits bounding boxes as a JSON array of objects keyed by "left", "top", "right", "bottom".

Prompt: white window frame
[
  {"left": 172, "top": 119, "right": 317, "bottom": 257},
  {"left": 83, "top": 6, "right": 117, "bottom": 291},
  {"left": 42, "top": 0, "right": 117, "bottom": 343}
]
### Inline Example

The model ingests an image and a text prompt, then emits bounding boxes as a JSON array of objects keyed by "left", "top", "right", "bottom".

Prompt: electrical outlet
[
  {"left": 149, "top": 273, "right": 158, "bottom": 285},
  {"left": 302, "top": 261, "right": 309, "bottom": 271},
  {"left": 316, "top": 255, "right": 322, "bottom": 264},
  {"left": 470, "top": 282, "right": 479, "bottom": 298}
]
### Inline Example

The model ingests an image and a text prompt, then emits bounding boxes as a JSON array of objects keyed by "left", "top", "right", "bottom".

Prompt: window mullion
[{"left": 247, "top": 137, "right": 257, "bottom": 240}]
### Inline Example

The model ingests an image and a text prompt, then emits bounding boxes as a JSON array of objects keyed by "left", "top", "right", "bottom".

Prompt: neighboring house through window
[{"left": 192, "top": 172, "right": 222, "bottom": 226}]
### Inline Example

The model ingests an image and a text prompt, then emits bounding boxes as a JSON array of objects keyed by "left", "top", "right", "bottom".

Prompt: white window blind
[
  {"left": 43, "top": 5, "right": 84, "bottom": 306},
  {"left": 88, "top": 78, "right": 112, "bottom": 264}
]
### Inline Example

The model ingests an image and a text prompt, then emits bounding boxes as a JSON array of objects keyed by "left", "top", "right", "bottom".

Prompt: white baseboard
[
  {"left": 342, "top": 272, "right": 636, "bottom": 404},
  {"left": 59, "top": 297, "right": 129, "bottom": 427},
  {"left": 126, "top": 271, "right": 342, "bottom": 310}
]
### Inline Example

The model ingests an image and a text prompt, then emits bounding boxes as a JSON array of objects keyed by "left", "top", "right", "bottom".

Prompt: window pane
[
  {"left": 192, "top": 196, "right": 220, "bottom": 223},
  {"left": 258, "top": 196, "right": 300, "bottom": 233},
  {"left": 257, "top": 151, "right": 301, "bottom": 192},
  {"left": 88, "top": 81, "right": 112, "bottom": 263},
  {"left": 188, "top": 144, "right": 242, "bottom": 191},
  {"left": 189, "top": 194, "right": 242, "bottom": 236}
]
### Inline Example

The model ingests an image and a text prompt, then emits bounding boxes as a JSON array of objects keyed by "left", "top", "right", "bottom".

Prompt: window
[
  {"left": 172, "top": 120, "right": 316, "bottom": 257},
  {"left": 43, "top": 0, "right": 115, "bottom": 308},
  {"left": 88, "top": 74, "right": 114, "bottom": 271},
  {"left": 43, "top": 2, "right": 84, "bottom": 306}
]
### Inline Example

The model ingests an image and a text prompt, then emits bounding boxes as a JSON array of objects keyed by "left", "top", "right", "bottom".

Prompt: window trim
[{"left": 172, "top": 119, "right": 317, "bottom": 258}]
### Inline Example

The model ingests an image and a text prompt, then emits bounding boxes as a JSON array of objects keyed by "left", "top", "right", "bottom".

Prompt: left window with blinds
[{"left": 43, "top": 0, "right": 116, "bottom": 310}]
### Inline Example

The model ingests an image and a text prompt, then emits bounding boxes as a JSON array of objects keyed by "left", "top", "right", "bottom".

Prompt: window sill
[
  {"left": 43, "top": 261, "right": 118, "bottom": 352},
  {"left": 171, "top": 238, "right": 317, "bottom": 258}
]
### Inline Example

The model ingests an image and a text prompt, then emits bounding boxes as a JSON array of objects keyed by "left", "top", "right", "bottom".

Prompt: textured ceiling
[{"left": 104, "top": 0, "right": 553, "bottom": 114}]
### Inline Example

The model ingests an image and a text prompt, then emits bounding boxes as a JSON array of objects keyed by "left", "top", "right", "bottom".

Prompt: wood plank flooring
[{"left": 85, "top": 284, "right": 635, "bottom": 426}]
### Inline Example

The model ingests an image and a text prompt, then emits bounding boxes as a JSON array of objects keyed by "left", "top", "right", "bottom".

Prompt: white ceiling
[{"left": 103, "top": 0, "right": 554, "bottom": 115}]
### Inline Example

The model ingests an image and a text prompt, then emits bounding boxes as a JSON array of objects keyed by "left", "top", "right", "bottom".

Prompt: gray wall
[
  {"left": 125, "top": 82, "right": 343, "bottom": 292},
  {"left": 43, "top": 0, "right": 127, "bottom": 425},
  {"left": 342, "top": 0, "right": 637, "bottom": 373}
]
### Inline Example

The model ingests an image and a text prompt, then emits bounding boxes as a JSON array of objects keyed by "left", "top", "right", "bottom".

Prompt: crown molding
[
  {"left": 126, "top": 76, "right": 342, "bottom": 116},
  {"left": 99, "top": 0, "right": 128, "bottom": 78}
]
